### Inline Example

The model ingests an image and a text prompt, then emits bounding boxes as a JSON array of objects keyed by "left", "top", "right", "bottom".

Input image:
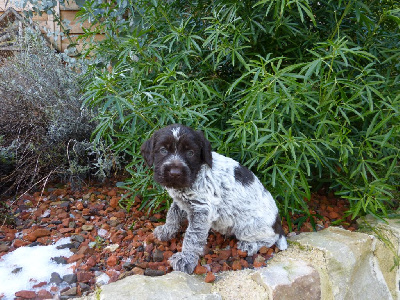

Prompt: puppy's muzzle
[
  {"left": 168, "top": 166, "right": 183, "bottom": 179},
  {"left": 163, "top": 160, "right": 186, "bottom": 179},
  {"left": 158, "top": 158, "right": 192, "bottom": 188}
]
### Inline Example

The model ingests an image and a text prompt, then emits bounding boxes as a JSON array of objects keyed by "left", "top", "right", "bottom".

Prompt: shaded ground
[{"left": 0, "top": 178, "right": 357, "bottom": 298}]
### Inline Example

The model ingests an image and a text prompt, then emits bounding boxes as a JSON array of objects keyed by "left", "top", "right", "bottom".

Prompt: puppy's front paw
[
  {"left": 153, "top": 224, "right": 177, "bottom": 241},
  {"left": 168, "top": 251, "right": 199, "bottom": 274}
]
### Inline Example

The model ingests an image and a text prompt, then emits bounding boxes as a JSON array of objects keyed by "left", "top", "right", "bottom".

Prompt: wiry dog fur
[{"left": 141, "top": 124, "right": 287, "bottom": 274}]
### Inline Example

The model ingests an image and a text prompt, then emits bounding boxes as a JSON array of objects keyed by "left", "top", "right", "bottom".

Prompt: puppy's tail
[{"left": 275, "top": 235, "right": 288, "bottom": 250}]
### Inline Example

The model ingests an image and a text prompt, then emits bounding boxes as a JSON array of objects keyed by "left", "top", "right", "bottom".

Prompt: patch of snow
[
  {"left": 0, "top": 238, "right": 74, "bottom": 299},
  {"left": 14, "top": 232, "right": 24, "bottom": 239},
  {"left": 105, "top": 244, "right": 119, "bottom": 252},
  {"left": 97, "top": 228, "right": 108, "bottom": 238},
  {"left": 88, "top": 241, "right": 97, "bottom": 248},
  {"left": 41, "top": 209, "right": 51, "bottom": 218},
  {"left": 95, "top": 272, "right": 110, "bottom": 286}
]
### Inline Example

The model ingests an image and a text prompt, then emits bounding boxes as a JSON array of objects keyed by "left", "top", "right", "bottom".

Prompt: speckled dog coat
[{"left": 140, "top": 124, "right": 287, "bottom": 274}]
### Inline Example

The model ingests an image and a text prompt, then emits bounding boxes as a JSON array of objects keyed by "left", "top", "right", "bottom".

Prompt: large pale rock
[
  {"left": 357, "top": 215, "right": 400, "bottom": 300},
  {"left": 211, "top": 270, "right": 268, "bottom": 300},
  {"left": 253, "top": 259, "right": 321, "bottom": 300},
  {"left": 287, "top": 227, "right": 393, "bottom": 300},
  {"left": 81, "top": 271, "right": 220, "bottom": 300},
  {"left": 211, "top": 260, "right": 321, "bottom": 300}
]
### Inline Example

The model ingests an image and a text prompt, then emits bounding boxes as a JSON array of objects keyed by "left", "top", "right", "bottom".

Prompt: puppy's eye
[
  {"left": 160, "top": 147, "right": 168, "bottom": 155},
  {"left": 187, "top": 150, "right": 194, "bottom": 157}
]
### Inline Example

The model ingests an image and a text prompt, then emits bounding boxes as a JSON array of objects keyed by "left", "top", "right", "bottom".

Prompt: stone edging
[{"left": 79, "top": 216, "right": 400, "bottom": 300}]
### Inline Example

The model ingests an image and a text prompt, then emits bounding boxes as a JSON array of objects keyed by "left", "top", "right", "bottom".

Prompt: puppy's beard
[
  {"left": 155, "top": 176, "right": 192, "bottom": 189},
  {"left": 154, "top": 165, "right": 193, "bottom": 189}
]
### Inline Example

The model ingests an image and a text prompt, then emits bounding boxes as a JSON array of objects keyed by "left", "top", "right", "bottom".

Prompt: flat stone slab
[
  {"left": 211, "top": 270, "right": 268, "bottom": 300},
  {"left": 80, "top": 271, "right": 220, "bottom": 300},
  {"left": 253, "top": 259, "right": 321, "bottom": 300},
  {"left": 357, "top": 215, "right": 400, "bottom": 299},
  {"left": 288, "top": 226, "right": 394, "bottom": 300}
]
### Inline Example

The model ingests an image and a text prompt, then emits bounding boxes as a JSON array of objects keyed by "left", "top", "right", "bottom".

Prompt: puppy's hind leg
[
  {"left": 236, "top": 240, "right": 260, "bottom": 256},
  {"left": 237, "top": 230, "right": 288, "bottom": 256},
  {"left": 237, "top": 238, "right": 286, "bottom": 256},
  {"left": 153, "top": 202, "right": 186, "bottom": 241},
  {"left": 236, "top": 217, "right": 283, "bottom": 255},
  {"left": 272, "top": 215, "right": 287, "bottom": 250},
  {"left": 275, "top": 234, "right": 288, "bottom": 250}
]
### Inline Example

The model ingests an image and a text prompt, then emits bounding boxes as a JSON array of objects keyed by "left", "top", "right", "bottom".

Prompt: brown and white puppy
[{"left": 141, "top": 124, "right": 287, "bottom": 274}]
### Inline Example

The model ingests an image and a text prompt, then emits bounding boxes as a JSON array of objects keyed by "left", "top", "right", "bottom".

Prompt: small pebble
[
  {"left": 11, "top": 267, "right": 22, "bottom": 274},
  {"left": 123, "top": 261, "right": 135, "bottom": 271},
  {"left": 205, "top": 272, "right": 216, "bottom": 283},
  {"left": 50, "top": 272, "right": 63, "bottom": 284},
  {"left": 71, "top": 234, "right": 85, "bottom": 243},
  {"left": 63, "top": 274, "right": 77, "bottom": 284},
  {"left": 51, "top": 256, "right": 68, "bottom": 264},
  {"left": 61, "top": 286, "right": 77, "bottom": 296},
  {"left": 56, "top": 243, "right": 75, "bottom": 250},
  {"left": 152, "top": 249, "right": 164, "bottom": 262},
  {"left": 82, "top": 224, "right": 94, "bottom": 231},
  {"left": 79, "top": 282, "right": 91, "bottom": 292},
  {"left": 144, "top": 268, "right": 165, "bottom": 276}
]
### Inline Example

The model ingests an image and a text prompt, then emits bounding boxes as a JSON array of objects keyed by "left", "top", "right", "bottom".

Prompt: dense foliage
[{"left": 20, "top": 0, "right": 400, "bottom": 225}]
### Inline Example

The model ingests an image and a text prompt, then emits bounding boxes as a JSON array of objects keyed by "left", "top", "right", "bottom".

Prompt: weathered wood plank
[
  {"left": 60, "top": 10, "right": 92, "bottom": 34},
  {"left": 61, "top": 33, "right": 104, "bottom": 52},
  {"left": 60, "top": 2, "right": 80, "bottom": 10}
]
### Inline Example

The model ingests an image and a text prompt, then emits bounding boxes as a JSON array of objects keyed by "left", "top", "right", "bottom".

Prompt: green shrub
[{"left": 76, "top": 0, "right": 399, "bottom": 222}]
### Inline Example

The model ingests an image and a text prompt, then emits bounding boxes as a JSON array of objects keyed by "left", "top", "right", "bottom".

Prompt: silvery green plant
[{"left": 0, "top": 31, "right": 117, "bottom": 194}]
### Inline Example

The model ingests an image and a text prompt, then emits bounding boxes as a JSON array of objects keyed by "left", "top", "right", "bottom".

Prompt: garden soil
[{"left": 0, "top": 177, "right": 357, "bottom": 298}]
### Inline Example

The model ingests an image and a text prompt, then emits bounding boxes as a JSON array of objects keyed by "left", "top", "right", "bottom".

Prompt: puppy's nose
[{"left": 169, "top": 168, "right": 182, "bottom": 178}]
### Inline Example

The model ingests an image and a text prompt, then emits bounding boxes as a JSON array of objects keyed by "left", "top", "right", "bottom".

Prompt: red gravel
[{"left": 0, "top": 178, "right": 357, "bottom": 298}]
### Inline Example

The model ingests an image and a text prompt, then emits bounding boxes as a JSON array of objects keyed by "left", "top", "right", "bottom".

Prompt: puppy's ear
[
  {"left": 197, "top": 130, "right": 213, "bottom": 168},
  {"left": 140, "top": 134, "right": 155, "bottom": 167}
]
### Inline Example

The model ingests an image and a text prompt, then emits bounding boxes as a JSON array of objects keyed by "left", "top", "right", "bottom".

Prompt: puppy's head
[{"left": 140, "top": 124, "right": 212, "bottom": 189}]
